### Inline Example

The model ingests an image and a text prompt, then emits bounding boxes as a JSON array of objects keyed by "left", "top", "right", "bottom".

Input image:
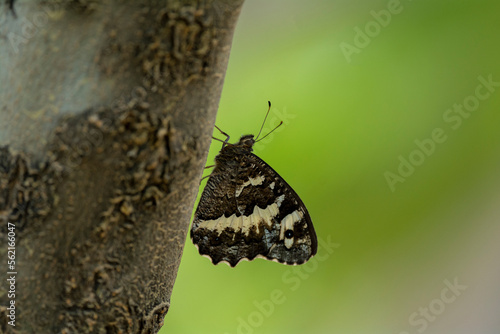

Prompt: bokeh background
[{"left": 163, "top": 1, "right": 500, "bottom": 333}]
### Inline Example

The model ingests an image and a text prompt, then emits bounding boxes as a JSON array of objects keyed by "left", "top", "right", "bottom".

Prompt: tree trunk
[{"left": 0, "top": 1, "right": 244, "bottom": 333}]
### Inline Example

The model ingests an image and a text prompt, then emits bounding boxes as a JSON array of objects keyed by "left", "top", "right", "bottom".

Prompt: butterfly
[{"left": 190, "top": 102, "right": 317, "bottom": 267}]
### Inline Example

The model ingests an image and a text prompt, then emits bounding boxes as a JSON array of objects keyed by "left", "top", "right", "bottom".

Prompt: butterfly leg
[
  {"left": 200, "top": 166, "right": 217, "bottom": 185},
  {"left": 214, "top": 125, "right": 230, "bottom": 148}
]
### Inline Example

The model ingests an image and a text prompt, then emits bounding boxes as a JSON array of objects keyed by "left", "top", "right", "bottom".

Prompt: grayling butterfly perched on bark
[{"left": 191, "top": 102, "right": 317, "bottom": 267}]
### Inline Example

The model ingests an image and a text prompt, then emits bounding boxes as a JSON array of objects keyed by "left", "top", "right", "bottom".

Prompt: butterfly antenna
[
  {"left": 255, "top": 101, "right": 272, "bottom": 141},
  {"left": 255, "top": 101, "right": 283, "bottom": 142},
  {"left": 255, "top": 120, "right": 283, "bottom": 143}
]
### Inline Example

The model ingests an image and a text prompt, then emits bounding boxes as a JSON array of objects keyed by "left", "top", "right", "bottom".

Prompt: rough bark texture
[{"left": 0, "top": 1, "right": 244, "bottom": 333}]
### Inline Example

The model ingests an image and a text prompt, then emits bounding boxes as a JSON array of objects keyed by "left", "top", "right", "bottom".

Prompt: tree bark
[{"left": 0, "top": 1, "right": 243, "bottom": 333}]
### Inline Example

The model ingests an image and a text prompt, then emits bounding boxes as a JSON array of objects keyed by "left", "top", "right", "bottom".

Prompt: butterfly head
[{"left": 237, "top": 135, "right": 256, "bottom": 148}]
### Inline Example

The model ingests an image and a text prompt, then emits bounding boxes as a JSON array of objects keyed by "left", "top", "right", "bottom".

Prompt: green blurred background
[{"left": 163, "top": 1, "right": 500, "bottom": 333}]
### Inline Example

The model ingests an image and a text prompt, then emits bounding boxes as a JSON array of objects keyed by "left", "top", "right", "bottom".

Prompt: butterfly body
[{"left": 191, "top": 133, "right": 317, "bottom": 267}]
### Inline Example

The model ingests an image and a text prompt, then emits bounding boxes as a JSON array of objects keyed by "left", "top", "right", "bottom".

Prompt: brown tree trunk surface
[{"left": 0, "top": 1, "right": 244, "bottom": 333}]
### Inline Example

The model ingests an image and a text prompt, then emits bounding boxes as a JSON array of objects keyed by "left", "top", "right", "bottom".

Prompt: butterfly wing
[{"left": 191, "top": 152, "right": 317, "bottom": 267}]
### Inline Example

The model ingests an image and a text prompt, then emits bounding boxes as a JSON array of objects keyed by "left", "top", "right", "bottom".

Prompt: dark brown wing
[{"left": 191, "top": 152, "right": 317, "bottom": 267}]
